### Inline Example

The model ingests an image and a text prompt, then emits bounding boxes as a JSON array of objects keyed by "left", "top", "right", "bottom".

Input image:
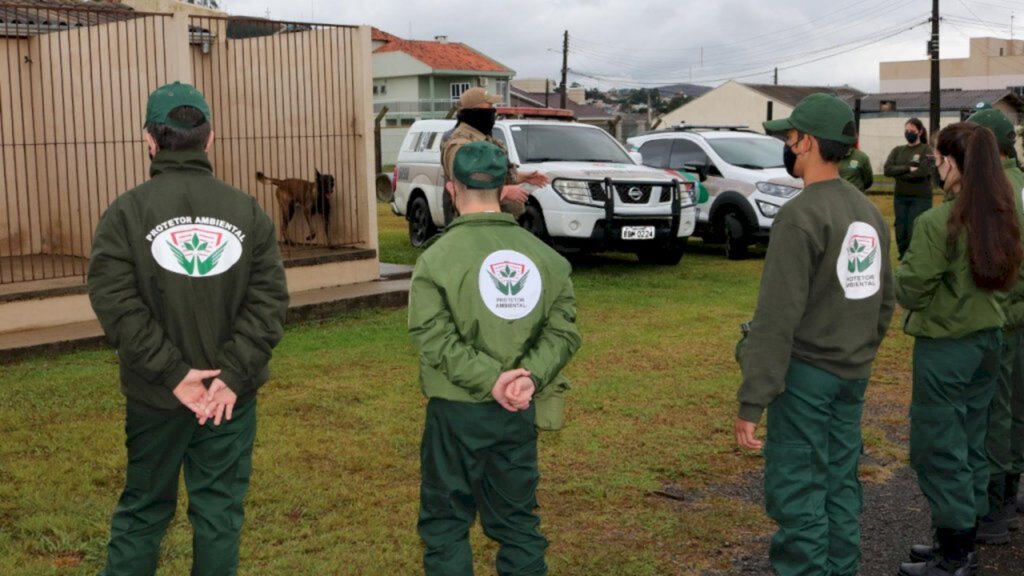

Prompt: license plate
[{"left": 621, "top": 226, "right": 655, "bottom": 240}]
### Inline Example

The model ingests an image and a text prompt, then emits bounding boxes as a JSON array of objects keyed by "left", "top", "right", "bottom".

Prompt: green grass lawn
[{"left": 0, "top": 199, "right": 916, "bottom": 575}]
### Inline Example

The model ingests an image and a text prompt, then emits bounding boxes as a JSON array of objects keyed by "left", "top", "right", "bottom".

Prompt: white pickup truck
[{"left": 391, "top": 111, "right": 698, "bottom": 265}]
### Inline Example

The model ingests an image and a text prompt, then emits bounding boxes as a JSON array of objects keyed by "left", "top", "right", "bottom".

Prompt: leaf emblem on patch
[
  {"left": 847, "top": 234, "right": 877, "bottom": 274},
  {"left": 166, "top": 228, "right": 227, "bottom": 276},
  {"left": 488, "top": 261, "right": 530, "bottom": 296}
]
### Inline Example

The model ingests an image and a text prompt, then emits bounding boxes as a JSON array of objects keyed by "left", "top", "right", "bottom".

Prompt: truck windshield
[
  {"left": 511, "top": 125, "right": 632, "bottom": 164},
  {"left": 706, "top": 137, "right": 785, "bottom": 169}
]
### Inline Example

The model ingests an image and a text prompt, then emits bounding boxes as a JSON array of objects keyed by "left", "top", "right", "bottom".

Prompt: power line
[
  {"left": 568, "top": 16, "right": 929, "bottom": 78},
  {"left": 571, "top": 0, "right": 911, "bottom": 55},
  {"left": 571, "top": 17, "right": 930, "bottom": 87},
  {"left": 570, "top": 0, "right": 917, "bottom": 68}
]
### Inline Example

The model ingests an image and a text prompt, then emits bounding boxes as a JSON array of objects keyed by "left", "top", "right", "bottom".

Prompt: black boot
[
  {"left": 977, "top": 478, "right": 1010, "bottom": 545},
  {"left": 1006, "top": 473, "right": 1020, "bottom": 531},
  {"left": 899, "top": 527, "right": 977, "bottom": 576}
]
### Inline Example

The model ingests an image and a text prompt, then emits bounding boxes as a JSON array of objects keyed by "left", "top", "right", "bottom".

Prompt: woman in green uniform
[
  {"left": 885, "top": 117, "right": 935, "bottom": 259},
  {"left": 895, "top": 122, "right": 1023, "bottom": 576}
]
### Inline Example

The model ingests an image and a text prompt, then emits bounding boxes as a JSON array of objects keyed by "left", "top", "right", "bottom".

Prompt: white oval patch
[
  {"left": 151, "top": 224, "right": 243, "bottom": 278},
  {"left": 836, "top": 221, "right": 882, "bottom": 300},
  {"left": 479, "top": 250, "right": 543, "bottom": 320}
]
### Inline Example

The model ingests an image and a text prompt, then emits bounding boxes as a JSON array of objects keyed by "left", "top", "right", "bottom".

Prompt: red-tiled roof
[
  {"left": 374, "top": 38, "right": 510, "bottom": 73},
  {"left": 371, "top": 27, "right": 400, "bottom": 43}
]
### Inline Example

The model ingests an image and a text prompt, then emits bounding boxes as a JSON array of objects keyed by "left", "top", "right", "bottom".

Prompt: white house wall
[
  {"left": 373, "top": 76, "right": 420, "bottom": 101},
  {"left": 660, "top": 81, "right": 793, "bottom": 133},
  {"left": 372, "top": 51, "right": 432, "bottom": 79}
]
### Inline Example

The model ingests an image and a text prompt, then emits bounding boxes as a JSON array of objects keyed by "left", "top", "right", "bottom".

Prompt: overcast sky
[{"left": 218, "top": 0, "right": 1021, "bottom": 92}]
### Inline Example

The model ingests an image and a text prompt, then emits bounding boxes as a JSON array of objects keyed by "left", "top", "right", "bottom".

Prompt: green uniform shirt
[
  {"left": 884, "top": 142, "right": 934, "bottom": 197},
  {"left": 895, "top": 200, "right": 1006, "bottom": 338},
  {"left": 737, "top": 179, "right": 895, "bottom": 423},
  {"left": 839, "top": 147, "right": 874, "bottom": 193},
  {"left": 408, "top": 213, "right": 581, "bottom": 403},
  {"left": 1000, "top": 158, "right": 1024, "bottom": 328},
  {"left": 87, "top": 150, "right": 289, "bottom": 410}
]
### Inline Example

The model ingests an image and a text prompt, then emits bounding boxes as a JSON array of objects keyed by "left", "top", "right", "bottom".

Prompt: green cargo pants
[
  {"left": 987, "top": 328, "right": 1022, "bottom": 506},
  {"left": 100, "top": 398, "right": 257, "bottom": 576},
  {"left": 1007, "top": 330, "right": 1024, "bottom": 476},
  {"left": 418, "top": 398, "right": 547, "bottom": 576},
  {"left": 911, "top": 330, "right": 1000, "bottom": 530},
  {"left": 764, "top": 358, "right": 868, "bottom": 576}
]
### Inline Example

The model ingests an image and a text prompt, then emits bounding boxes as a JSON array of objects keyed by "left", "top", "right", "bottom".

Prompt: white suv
[
  {"left": 627, "top": 126, "right": 803, "bottom": 259},
  {"left": 392, "top": 113, "right": 697, "bottom": 265}
]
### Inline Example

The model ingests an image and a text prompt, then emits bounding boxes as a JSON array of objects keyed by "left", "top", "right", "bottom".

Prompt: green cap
[
  {"left": 763, "top": 92, "right": 856, "bottom": 145},
  {"left": 453, "top": 141, "right": 508, "bottom": 189},
  {"left": 145, "top": 81, "right": 211, "bottom": 129},
  {"left": 967, "top": 108, "right": 1015, "bottom": 149}
]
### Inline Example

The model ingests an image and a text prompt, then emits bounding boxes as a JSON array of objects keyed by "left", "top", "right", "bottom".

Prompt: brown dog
[{"left": 256, "top": 169, "right": 335, "bottom": 245}]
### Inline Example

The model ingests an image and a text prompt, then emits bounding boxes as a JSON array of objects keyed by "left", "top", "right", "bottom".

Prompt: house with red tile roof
[
  {"left": 372, "top": 28, "right": 514, "bottom": 162},
  {"left": 371, "top": 28, "right": 513, "bottom": 121}
]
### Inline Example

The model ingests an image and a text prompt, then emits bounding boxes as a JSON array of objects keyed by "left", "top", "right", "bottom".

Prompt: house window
[
  {"left": 373, "top": 84, "right": 387, "bottom": 96},
  {"left": 492, "top": 80, "right": 508, "bottom": 104},
  {"left": 451, "top": 82, "right": 472, "bottom": 101}
]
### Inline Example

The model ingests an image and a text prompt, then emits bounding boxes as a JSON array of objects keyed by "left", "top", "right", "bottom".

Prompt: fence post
[
  {"left": 355, "top": 25, "right": 378, "bottom": 253},
  {"left": 164, "top": 12, "right": 192, "bottom": 83}
]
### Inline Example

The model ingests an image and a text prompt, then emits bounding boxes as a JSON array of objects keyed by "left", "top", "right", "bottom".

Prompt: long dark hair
[
  {"left": 906, "top": 117, "right": 927, "bottom": 145},
  {"left": 937, "top": 122, "right": 1022, "bottom": 291}
]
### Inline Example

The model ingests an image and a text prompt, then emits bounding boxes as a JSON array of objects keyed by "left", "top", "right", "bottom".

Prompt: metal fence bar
[{"left": 0, "top": 5, "right": 368, "bottom": 285}]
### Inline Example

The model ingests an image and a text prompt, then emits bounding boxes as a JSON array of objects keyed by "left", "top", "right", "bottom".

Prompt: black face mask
[
  {"left": 457, "top": 108, "right": 497, "bottom": 135},
  {"left": 905, "top": 131, "right": 918, "bottom": 144},
  {"left": 783, "top": 143, "right": 799, "bottom": 178}
]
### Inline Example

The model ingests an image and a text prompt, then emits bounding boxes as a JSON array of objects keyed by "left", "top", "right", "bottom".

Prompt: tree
[{"left": 663, "top": 94, "right": 691, "bottom": 114}]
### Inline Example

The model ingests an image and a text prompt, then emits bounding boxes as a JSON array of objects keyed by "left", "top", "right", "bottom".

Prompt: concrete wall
[
  {"left": 660, "top": 80, "right": 794, "bottom": 133},
  {"left": 881, "top": 37, "right": 1024, "bottom": 92},
  {"left": 859, "top": 99, "right": 1023, "bottom": 171},
  {"left": 857, "top": 114, "right": 958, "bottom": 173}
]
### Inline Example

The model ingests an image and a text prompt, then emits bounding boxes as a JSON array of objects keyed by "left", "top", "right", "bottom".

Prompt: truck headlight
[
  {"left": 553, "top": 180, "right": 593, "bottom": 204},
  {"left": 757, "top": 200, "right": 780, "bottom": 218},
  {"left": 755, "top": 181, "right": 800, "bottom": 198}
]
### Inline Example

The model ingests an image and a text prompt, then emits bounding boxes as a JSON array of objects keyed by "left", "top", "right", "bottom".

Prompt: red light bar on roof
[{"left": 495, "top": 107, "right": 575, "bottom": 120}]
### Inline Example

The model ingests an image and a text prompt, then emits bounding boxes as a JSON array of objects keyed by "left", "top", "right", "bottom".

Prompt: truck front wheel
[
  {"left": 519, "top": 205, "right": 550, "bottom": 242},
  {"left": 724, "top": 213, "right": 750, "bottom": 260}
]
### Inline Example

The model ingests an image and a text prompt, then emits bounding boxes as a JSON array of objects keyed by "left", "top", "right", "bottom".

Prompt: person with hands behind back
[
  {"left": 87, "top": 82, "right": 288, "bottom": 576},
  {"left": 409, "top": 140, "right": 580, "bottom": 576}
]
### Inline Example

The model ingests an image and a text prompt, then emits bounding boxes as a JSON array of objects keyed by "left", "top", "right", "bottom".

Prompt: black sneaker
[{"left": 898, "top": 559, "right": 974, "bottom": 576}]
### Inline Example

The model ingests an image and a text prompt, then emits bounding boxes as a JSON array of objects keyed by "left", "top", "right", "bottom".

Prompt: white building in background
[{"left": 880, "top": 37, "right": 1024, "bottom": 93}]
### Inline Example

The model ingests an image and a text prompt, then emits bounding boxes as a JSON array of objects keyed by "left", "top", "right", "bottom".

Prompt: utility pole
[
  {"left": 773, "top": 67, "right": 778, "bottom": 85},
  {"left": 560, "top": 30, "right": 569, "bottom": 109},
  {"left": 929, "top": 0, "right": 940, "bottom": 143}
]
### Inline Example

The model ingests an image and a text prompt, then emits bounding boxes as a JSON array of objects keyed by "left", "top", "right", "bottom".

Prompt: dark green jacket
[
  {"left": 87, "top": 150, "right": 289, "bottom": 411},
  {"left": 737, "top": 179, "right": 895, "bottom": 423},
  {"left": 1001, "top": 158, "right": 1024, "bottom": 328},
  {"left": 839, "top": 148, "right": 874, "bottom": 193},
  {"left": 895, "top": 200, "right": 1005, "bottom": 338},
  {"left": 884, "top": 142, "right": 934, "bottom": 197},
  {"left": 408, "top": 212, "right": 580, "bottom": 410}
]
